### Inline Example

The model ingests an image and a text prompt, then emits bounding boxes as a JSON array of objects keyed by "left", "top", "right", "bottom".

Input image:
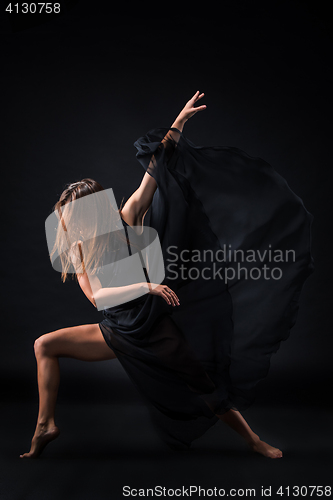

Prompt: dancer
[{"left": 21, "top": 92, "right": 313, "bottom": 459}]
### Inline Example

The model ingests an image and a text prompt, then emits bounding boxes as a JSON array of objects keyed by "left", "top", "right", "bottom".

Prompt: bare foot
[
  {"left": 249, "top": 437, "right": 283, "bottom": 459},
  {"left": 20, "top": 423, "right": 60, "bottom": 459}
]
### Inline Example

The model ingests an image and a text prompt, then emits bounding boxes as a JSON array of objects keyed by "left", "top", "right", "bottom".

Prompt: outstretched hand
[{"left": 176, "top": 91, "right": 207, "bottom": 124}]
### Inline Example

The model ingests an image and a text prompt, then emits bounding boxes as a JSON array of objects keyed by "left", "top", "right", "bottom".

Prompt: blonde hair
[{"left": 50, "top": 178, "right": 126, "bottom": 283}]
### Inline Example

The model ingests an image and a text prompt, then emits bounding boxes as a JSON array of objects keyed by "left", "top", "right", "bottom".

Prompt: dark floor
[{"left": 1, "top": 400, "right": 332, "bottom": 500}]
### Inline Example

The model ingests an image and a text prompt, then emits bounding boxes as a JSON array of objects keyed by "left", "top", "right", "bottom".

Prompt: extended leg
[
  {"left": 20, "top": 323, "right": 116, "bottom": 458},
  {"left": 217, "top": 409, "right": 283, "bottom": 459}
]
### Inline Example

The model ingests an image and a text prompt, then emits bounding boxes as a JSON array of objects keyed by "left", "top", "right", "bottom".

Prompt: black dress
[{"left": 99, "top": 127, "right": 314, "bottom": 449}]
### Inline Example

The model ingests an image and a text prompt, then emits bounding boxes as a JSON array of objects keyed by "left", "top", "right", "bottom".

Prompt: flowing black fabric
[{"left": 99, "top": 128, "right": 314, "bottom": 449}]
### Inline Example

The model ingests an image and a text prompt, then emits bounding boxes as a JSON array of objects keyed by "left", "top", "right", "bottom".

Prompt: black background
[{"left": 1, "top": 1, "right": 332, "bottom": 498}]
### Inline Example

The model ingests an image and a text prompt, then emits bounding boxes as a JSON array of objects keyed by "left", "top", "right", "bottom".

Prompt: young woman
[{"left": 21, "top": 92, "right": 313, "bottom": 459}]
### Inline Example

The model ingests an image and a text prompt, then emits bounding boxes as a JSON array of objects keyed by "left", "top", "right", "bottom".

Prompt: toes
[
  {"left": 251, "top": 441, "right": 283, "bottom": 459},
  {"left": 20, "top": 427, "right": 60, "bottom": 459},
  {"left": 271, "top": 449, "right": 283, "bottom": 459}
]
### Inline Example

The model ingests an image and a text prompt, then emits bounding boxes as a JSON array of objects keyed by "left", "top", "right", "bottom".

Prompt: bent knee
[{"left": 34, "top": 334, "right": 55, "bottom": 357}]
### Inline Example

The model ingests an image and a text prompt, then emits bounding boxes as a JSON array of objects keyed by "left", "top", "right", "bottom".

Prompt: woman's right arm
[
  {"left": 90, "top": 279, "right": 180, "bottom": 309},
  {"left": 71, "top": 246, "right": 151, "bottom": 307},
  {"left": 71, "top": 239, "right": 180, "bottom": 308}
]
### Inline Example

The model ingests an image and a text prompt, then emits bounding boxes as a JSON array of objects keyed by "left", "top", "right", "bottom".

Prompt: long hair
[{"left": 50, "top": 178, "right": 127, "bottom": 283}]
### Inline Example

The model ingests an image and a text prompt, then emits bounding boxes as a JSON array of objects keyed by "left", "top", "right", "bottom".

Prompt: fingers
[
  {"left": 193, "top": 104, "right": 207, "bottom": 113},
  {"left": 162, "top": 290, "right": 171, "bottom": 305},
  {"left": 169, "top": 289, "right": 180, "bottom": 306},
  {"left": 187, "top": 91, "right": 206, "bottom": 116},
  {"left": 162, "top": 287, "right": 180, "bottom": 306},
  {"left": 163, "top": 290, "right": 176, "bottom": 306},
  {"left": 190, "top": 90, "right": 205, "bottom": 103}
]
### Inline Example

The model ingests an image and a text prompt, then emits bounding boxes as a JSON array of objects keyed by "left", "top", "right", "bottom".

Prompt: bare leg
[
  {"left": 20, "top": 323, "right": 116, "bottom": 459},
  {"left": 217, "top": 409, "right": 283, "bottom": 459}
]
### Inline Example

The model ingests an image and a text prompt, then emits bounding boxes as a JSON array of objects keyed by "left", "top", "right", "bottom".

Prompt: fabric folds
[{"left": 99, "top": 127, "right": 314, "bottom": 449}]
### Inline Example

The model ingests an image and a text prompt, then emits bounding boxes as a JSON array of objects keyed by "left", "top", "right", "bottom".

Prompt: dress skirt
[{"left": 99, "top": 127, "right": 314, "bottom": 449}]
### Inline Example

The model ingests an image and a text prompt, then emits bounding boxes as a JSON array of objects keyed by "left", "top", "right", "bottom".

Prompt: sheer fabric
[{"left": 99, "top": 128, "right": 314, "bottom": 449}]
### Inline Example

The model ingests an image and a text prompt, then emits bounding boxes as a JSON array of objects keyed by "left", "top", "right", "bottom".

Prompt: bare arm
[
  {"left": 120, "top": 91, "right": 206, "bottom": 227},
  {"left": 77, "top": 269, "right": 98, "bottom": 307},
  {"left": 71, "top": 239, "right": 180, "bottom": 308},
  {"left": 71, "top": 241, "right": 179, "bottom": 307},
  {"left": 77, "top": 271, "right": 180, "bottom": 309},
  {"left": 72, "top": 245, "right": 151, "bottom": 308}
]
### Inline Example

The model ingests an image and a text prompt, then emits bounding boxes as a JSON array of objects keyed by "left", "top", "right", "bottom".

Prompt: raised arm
[{"left": 120, "top": 91, "right": 206, "bottom": 227}]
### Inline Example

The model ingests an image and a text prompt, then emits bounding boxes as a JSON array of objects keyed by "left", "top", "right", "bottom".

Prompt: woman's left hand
[{"left": 176, "top": 91, "right": 207, "bottom": 124}]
